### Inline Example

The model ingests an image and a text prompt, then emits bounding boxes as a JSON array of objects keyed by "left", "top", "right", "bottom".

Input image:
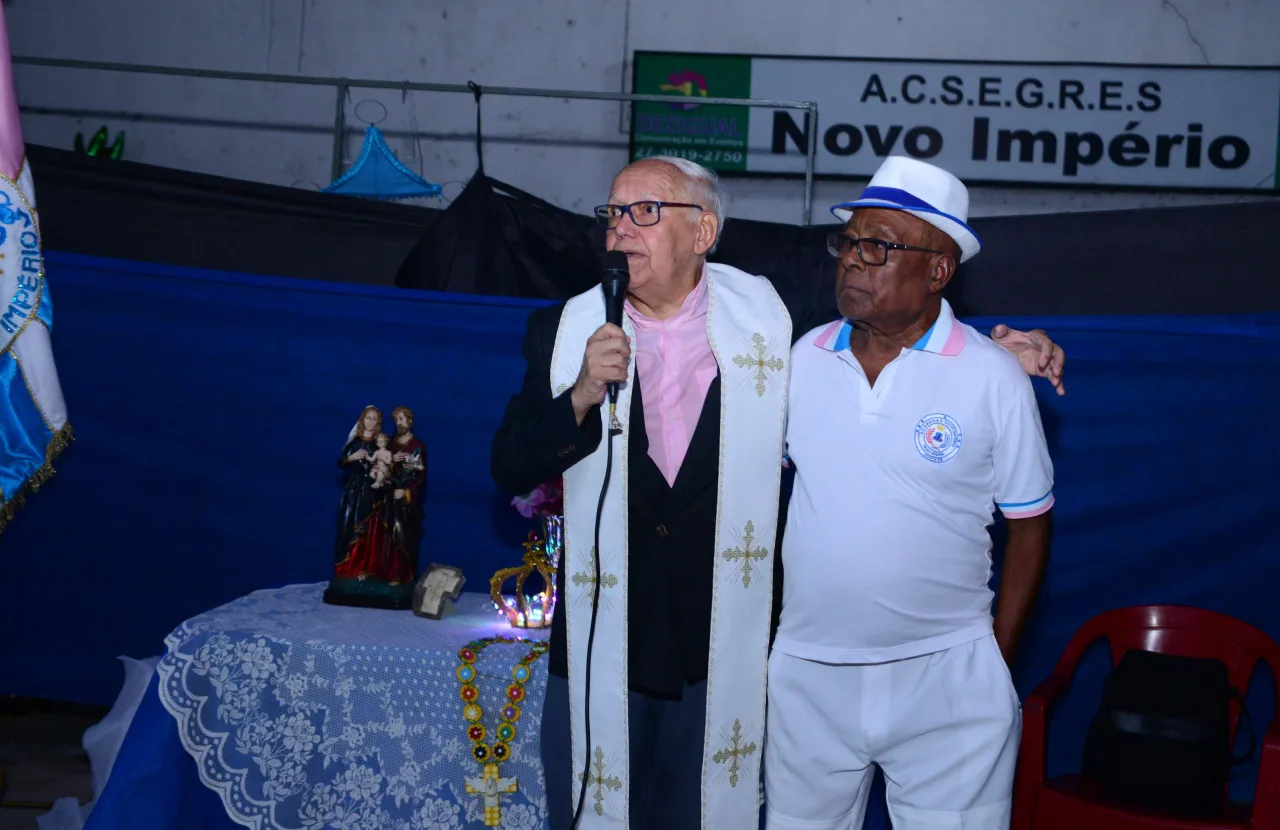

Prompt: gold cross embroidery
[
  {"left": 577, "top": 746, "right": 623, "bottom": 816},
  {"left": 721, "top": 521, "right": 768, "bottom": 589},
  {"left": 572, "top": 548, "right": 619, "bottom": 608},
  {"left": 731, "top": 333, "right": 785, "bottom": 397},
  {"left": 712, "top": 720, "right": 758, "bottom": 788}
]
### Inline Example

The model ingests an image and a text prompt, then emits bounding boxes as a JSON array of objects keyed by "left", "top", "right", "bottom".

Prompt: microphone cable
[{"left": 570, "top": 400, "right": 620, "bottom": 827}]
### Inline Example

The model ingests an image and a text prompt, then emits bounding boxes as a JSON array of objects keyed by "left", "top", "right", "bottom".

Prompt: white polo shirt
[{"left": 774, "top": 299, "right": 1054, "bottom": 664}]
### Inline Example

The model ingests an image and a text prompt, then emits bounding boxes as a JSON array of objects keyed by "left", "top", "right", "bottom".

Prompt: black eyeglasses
[
  {"left": 594, "top": 200, "right": 704, "bottom": 230},
  {"left": 826, "top": 233, "right": 942, "bottom": 267}
]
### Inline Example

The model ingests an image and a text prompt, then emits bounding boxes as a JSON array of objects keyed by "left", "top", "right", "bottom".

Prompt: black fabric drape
[
  {"left": 395, "top": 175, "right": 606, "bottom": 299},
  {"left": 29, "top": 143, "right": 1280, "bottom": 316},
  {"left": 395, "top": 174, "right": 1280, "bottom": 316},
  {"left": 28, "top": 144, "right": 438, "bottom": 286}
]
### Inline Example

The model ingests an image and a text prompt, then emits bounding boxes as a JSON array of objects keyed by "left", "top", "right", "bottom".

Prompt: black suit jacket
[
  {"left": 490, "top": 275, "right": 836, "bottom": 695},
  {"left": 490, "top": 303, "right": 604, "bottom": 498}
]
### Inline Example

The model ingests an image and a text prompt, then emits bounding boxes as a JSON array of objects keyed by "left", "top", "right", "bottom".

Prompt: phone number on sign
[{"left": 633, "top": 147, "right": 745, "bottom": 164}]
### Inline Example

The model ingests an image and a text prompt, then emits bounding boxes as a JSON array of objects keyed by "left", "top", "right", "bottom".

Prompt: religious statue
[
  {"left": 368, "top": 433, "right": 394, "bottom": 489},
  {"left": 386, "top": 405, "right": 427, "bottom": 578},
  {"left": 323, "top": 405, "right": 427, "bottom": 609}
]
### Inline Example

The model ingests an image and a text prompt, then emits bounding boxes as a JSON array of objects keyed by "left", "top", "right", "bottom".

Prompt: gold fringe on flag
[{"left": 0, "top": 422, "right": 74, "bottom": 534}]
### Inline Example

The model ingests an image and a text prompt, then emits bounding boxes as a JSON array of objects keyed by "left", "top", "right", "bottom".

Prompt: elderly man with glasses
[
  {"left": 490, "top": 156, "right": 1064, "bottom": 830},
  {"left": 766, "top": 156, "right": 1056, "bottom": 830}
]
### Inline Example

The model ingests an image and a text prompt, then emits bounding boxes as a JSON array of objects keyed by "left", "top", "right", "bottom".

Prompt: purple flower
[{"left": 511, "top": 478, "right": 563, "bottom": 519}]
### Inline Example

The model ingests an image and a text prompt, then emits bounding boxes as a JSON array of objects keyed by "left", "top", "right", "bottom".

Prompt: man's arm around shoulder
[{"left": 490, "top": 305, "right": 603, "bottom": 496}]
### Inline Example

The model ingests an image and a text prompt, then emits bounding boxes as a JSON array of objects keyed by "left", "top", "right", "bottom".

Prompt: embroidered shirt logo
[{"left": 914, "top": 413, "right": 963, "bottom": 463}]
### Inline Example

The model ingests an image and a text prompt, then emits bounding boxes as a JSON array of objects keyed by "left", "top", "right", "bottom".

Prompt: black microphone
[{"left": 601, "top": 250, "right": 630, "bottom": 409}]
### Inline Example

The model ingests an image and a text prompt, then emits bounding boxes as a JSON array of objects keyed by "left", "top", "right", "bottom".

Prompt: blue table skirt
[
  {"left": 86, "top": 674, "right": 894, "bottom": 830},
  {"left": 86, "top": 673, "right": 242, "bottom": 830}
]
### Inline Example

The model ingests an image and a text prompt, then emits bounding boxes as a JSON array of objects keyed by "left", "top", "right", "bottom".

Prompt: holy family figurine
[{"left": 324, "top": 405, "right": 427, "bottom": 610}]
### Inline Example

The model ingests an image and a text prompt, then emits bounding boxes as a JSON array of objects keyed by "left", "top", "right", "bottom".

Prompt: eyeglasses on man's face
[
  {"left": 826, "top": 233, "right": 942, "bottom": 267},
  {"left": 593, "top": 200, "right": 704, "bottom": 230}
]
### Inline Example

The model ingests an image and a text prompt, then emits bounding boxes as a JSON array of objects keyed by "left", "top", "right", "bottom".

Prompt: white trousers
[{"left": 764, "top": 634, "right": 1021, "bottom": 830}]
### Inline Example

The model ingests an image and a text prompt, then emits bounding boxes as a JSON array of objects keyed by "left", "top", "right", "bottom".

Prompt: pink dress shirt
[{"left": 625, "top": 270, "right": 719, "bottom": 486}]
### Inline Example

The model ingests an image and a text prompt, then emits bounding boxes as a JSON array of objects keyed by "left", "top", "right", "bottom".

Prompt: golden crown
[{"left": 489, "top": 531, "right": 557, "bottom": 629}]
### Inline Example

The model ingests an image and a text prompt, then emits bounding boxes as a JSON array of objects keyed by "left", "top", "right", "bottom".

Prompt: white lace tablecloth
[{"left": 156, "top": 583, "right": 551, "bottom": 830}]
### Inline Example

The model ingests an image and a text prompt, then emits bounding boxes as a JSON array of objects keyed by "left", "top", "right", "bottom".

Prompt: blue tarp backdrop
[{"left": 2, "top": 251, "right": 1279, "bottom": 805}]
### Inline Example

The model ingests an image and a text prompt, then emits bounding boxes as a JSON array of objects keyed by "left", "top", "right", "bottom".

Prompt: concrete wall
[{"left": 6, "top": 0, "right": 1278, "bottom": 223}]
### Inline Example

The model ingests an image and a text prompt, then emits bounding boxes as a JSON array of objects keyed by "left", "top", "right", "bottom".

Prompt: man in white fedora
[{"left": 764, "top": 156, "right": 1055, "bottom": 830}]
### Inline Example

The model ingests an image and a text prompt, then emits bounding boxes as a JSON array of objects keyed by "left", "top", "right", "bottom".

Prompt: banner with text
[{"left": 630, "top": 52, "right": 1280, "bottom": 191}]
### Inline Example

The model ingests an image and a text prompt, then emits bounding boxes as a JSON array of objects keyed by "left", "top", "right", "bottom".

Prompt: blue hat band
[
  {"left": 835, "top": 185, "right": 979, "bottom": 248},
  {"left": 858, "top": 186, "right": 941, "bottom": 213}
]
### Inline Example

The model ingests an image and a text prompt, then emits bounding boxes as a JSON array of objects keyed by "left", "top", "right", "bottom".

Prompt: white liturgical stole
[{"left": 549, "top": 263, "right": 790, "bottom": 829}]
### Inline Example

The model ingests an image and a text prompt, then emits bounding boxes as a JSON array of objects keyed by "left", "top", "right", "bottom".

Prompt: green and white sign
[
  {"left": 630, "top": 51, "right": 1280, "bottom": 191},
  {"left": 631, "top": 53, "right": 754, "bottom": 171}
]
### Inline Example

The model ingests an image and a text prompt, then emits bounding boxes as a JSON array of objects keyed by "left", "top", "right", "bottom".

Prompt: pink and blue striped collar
[{"left": 814, "top": 299, "right": 966, "bottom": 356}]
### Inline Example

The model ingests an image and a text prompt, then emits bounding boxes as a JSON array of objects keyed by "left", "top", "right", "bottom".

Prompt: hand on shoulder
[{"left": 990, "top": 324, "right": 1066, "bottom": 396}]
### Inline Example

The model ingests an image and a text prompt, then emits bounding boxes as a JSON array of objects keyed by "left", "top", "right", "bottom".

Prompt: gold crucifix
[
  {"left": 465, "top": 762, "right": 518, "bottom": 827},
  {"left": 731, "top": 333, "right": 785, "bottom": 397}
]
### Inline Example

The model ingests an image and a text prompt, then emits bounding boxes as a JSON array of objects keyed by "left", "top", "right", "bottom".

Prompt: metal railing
[{"left": 13, "top": 56, "right": 822, "bottom": 224}]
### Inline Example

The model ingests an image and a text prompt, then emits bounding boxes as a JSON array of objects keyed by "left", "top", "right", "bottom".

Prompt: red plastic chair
[{"left": 1012, "top": 606, "right": 1280, "bottom": 830}]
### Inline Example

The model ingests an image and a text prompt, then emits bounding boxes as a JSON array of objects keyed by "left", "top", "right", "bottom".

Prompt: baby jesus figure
[{"left": 368, "top": 433, "right": 394, "bottom": 489}]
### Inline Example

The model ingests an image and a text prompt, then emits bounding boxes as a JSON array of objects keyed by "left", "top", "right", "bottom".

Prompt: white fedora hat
[{"left": 830, "top": 156, "right": 982, "bottom": 263}]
